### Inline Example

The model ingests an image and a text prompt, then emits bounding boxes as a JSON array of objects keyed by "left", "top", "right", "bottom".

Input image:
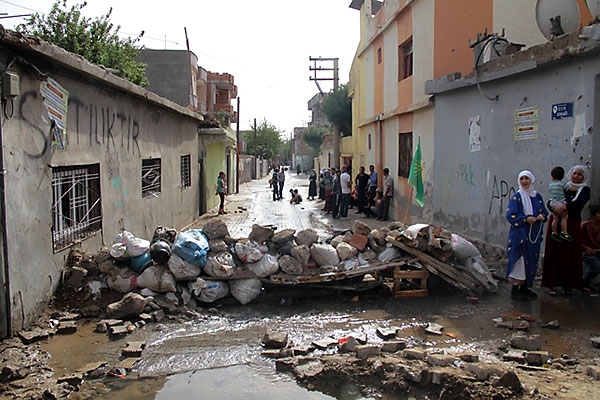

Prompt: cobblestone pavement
[{"left": 189, "top": 169, "right": 391, "bottom": 239}]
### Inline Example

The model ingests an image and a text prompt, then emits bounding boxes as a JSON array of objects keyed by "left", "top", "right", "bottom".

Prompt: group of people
[
  {"left": 505, "top": 165, "right": 596, "bottom": 300},
  {"left": 270, "top": 166, "right": 286, "bottom": 201},
  {"left": 309, "top": 164, "right": 394, "bottom": 221}
]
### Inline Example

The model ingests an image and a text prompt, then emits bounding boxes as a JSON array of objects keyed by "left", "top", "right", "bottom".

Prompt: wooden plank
[{"left": 387, "top": 236, "right": 480, "bottom": 296}]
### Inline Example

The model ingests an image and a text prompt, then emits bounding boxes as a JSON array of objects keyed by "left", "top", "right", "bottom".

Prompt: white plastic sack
[
  {"left": 235, "top": 241, "right": 268, "bottom": 263},
  {"left": 190, "top": 278, "right": 229, "bottom": 303},
  {"left": 378, "top": 246, "right": 402, "bottom": 262},
  {"left": 310, "top": 243, "right": 340, "bottom": 267},
  {"left": 451, "top": 234, "right": 481, "bottom": 260},
  {"left": 136, "top": 265, "right": 176, "bottom": 293},
  {"left": 204, "top": 252, "right": 237, "bottom": 278},
  {"left": 109, "top": 243, "right": 127, "bottom": 258},
  {"left": 401, "top": 224, "right": 430, "bottom": 241},
  {"left": 460, "top": 255, "right": 498, "bottom": 292},
  {"left": 113, "top": 231, "right": 150, "bottom": 258},
  {"left": 229, "top": 278, "right": 262, "bottom": 305},
  {"left": 343, "top": 257, "right": 361, "bottom": 270},
  {"left": 106, "top": 275, "right": 136, "bottom": 293},
  {"left": 167, "top": 253, "right": 202, "bottom": 280},
  {"left": 247, "top": 253, "right": 279, "bottom": 277}
]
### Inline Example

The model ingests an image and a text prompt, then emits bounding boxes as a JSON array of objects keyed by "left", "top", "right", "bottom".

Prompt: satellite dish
[
  {"left": 586, "top": 0, "right": 600, "bottom": 19},
  {"left": 535, "top": 0, "right": 580, "bottom": 40}
]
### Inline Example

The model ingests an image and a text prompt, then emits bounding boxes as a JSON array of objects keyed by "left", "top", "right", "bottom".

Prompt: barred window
[
  {"left": 181, "top": 154, "right": 191, "bottom": 188},
  {"left": 142, "top": 158, "right": 161, "bottom": 198},
  {"left": 52, "top": 164, "right": 102, "bottom": 252}
]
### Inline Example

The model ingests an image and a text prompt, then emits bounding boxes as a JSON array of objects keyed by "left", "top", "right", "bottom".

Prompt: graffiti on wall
[
  {"left": 18, "top": 92, "right": 141, "bottom": 158},
  {"left": 488, "top": 175, "right": 516, "bottom": 215},
  {"left": 460, "top": 163, "right": 475, "bottom": 186}
]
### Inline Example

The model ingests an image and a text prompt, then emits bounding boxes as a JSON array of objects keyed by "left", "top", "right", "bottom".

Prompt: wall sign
[{"left": 551, "top": 102, "right": 573, "bottom": 120}]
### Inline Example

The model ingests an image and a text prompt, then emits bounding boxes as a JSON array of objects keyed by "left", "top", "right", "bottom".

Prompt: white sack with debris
[
  {"left": 450, "top": 234, "right": 481, "bottom": 260},
  {"left": 229, "top": 278, "right": 262, "bottom": 305},
  {"left": 190, "top": 278, "right": 229, "bottom": 303},
  {"left": 112, "top": 231, "right": 150, "bottom": 258},
  {"left": 204, "top": 252, "right": 236, "bottom": 278},
  {"left": 310, "top": 243, "right": 340, "bottom": 266},
  {"left": 136, "top": 265, "right": 177, "bottom": 293},
  {"left": 461, "top": 255, "right": 498, "bottom": 292},
  {"left": 247, "top": 253, "right": 279, "bottom": 277},
  {"left": 167, "top": 253, "right": 202, "bottom": 280},
  {"left": 235, "top": 240, "right": 268, "bottom": 263}
]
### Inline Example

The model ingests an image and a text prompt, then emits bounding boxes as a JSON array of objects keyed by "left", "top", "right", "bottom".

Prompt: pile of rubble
[{"left": 57, "top": 219, "right": 501, "bottom": 322}]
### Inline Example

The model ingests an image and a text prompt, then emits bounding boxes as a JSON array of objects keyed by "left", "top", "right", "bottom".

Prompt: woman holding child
[{"left": 542, "top": 165, "right": 591, "bottom": 295}]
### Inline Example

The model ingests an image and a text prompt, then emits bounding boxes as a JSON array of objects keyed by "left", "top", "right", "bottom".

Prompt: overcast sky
[{"left": 1, "top": 0, "right": 359, "bottom": 135}]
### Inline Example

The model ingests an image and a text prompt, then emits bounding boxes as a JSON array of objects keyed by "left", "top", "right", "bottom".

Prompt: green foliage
[
  {"left": 243, "top": 119, "right": 283, "bottom": 161},
  {"left": 321, "top": 84, "right": 352, "bottom": 137},
  {"left": 278, "top": 139, "right": 291, "bottom": 164},
  {"left": 303, "top": 126, "right": 329, "bottom": 154},
  {"left": 215, "top": 110, "right": 229, "bottom": 127},
  {"left": 17, "top": 1, "right": 148, "bottom": 87}
]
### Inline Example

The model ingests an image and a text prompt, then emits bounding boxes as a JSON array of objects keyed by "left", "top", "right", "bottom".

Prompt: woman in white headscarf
[
  {"left": 506, "top": 170, "right": 549, "bottom": 300},
  {"left": 542, "top": 165, "right": 591, "bottom": 295}
]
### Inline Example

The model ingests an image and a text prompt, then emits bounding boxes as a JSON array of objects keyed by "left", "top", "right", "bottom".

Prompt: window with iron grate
[
  {"left": 142, "top": 158, "right": 161, "bottom": 198},
  {"left": 181, "top": 154, "right": 191, "bottom": 188},
  {"left": 51, "top": 164, "right": 102, "bottom": 252}
]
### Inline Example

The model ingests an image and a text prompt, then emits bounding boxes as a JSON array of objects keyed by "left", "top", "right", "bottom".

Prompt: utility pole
[
  {"left": 236, "top": 97, "right": 240, "bottom": 194},
  {"left": 309, "top": 56, "right": 339, "bottom": 167}
]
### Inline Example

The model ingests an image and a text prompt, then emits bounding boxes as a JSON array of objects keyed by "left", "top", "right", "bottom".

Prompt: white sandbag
[
  {"left": 336, "top": 242, "right": 358, "bottom": 261},
  {"left": 451, "top": 233, "right": 481, "bottom": 260},
  {"left": 401, "top": 223, "right": 430, "bottom": 240},
  {"left": 204, "top": 252, "right": 237, "bottom": 278},
  {"left": 113, "top": 230, "right": 150, "bottom": 258},
  {"left": 229, "top": 278, "right": 262, "bottom": 305},
  {"left": 460, "top": 255, "right": 498, "bottom": 292},
  {"left": 191, "top": 278, "right": 229, "bottom": 303},
  {"left": 109, "top": 243, "right": 127, "bottom": 258},
  {"left": 247, "top": 253, "right": 279, "bottom": 277},
  {"left": 167, "top": 253, "right": 202, "bottom": 280},
  {"left": 234, "top": 241, "right": 268, "bottom": 263},
  {"left": 378, "top": 246, "right": 402, "bottom": 262},
  {"left": 136, "top": 265, "right": 176, "bottom": 293},
  {"left": 106, "top": 274, "right": 137, "bottom": 293},
  {"left": 310, "top": 243, "right": 340, "bottom": 267}
]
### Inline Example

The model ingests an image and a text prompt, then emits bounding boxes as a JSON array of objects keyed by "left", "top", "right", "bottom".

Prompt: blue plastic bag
[{"left": 172, "top": 229, "right": 210, "bottom": 267}]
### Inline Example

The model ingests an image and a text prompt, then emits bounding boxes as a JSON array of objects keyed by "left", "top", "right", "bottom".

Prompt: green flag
[{"left": 408, "top": 137, "right": 424, "bottom": 207}]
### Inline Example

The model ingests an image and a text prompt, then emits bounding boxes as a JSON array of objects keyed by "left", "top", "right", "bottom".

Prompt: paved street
[{"left": 191, "top": 169, "right": 391, "bottom": 239}]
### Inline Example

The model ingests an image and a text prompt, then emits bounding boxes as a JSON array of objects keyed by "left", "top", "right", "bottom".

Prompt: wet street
[{"left": 39, "top": 171, "right": 600, "bottom": 399}]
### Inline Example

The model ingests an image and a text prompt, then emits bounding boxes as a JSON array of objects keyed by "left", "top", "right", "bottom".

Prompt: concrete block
[
  {"left": 427, "top": 353, "right": 459, "bottom": 367},
  {"left": 121, "top": 341, "right": 146, "bottom": 358},
  {"left": 381, "top": 340, "right": 407, "bottom": 353},
  {"left": 57, "top": 320, "right": 77, "bottom": 334},
  {"left": 402, "top": 348, "right": 426, "bottom": 360},
  {"left": 525, "top": 351, "right": 549, "bottom": 366},
  {"left": 355, "top": 344, "right": 380, "bottom": 358},
  {"left": 510, "top": 333, "right": 541, "bottom": 351}
]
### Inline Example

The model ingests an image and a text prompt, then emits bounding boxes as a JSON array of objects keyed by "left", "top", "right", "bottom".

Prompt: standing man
[
  {"left": 368, "top": 164, "right": 378, "bottom": 198},
  {"left": 278, "top": 167, "right": 286, "bottom": 200},
  {"left": 355, "top": 166, "right": 370, "bottom": 214},
  {"left": 271, "top": 168, "right": 280, "bottom": 201},
  {"left": 379, "top": 167, "right": 394, "bottom": 221},
  {"left": 339, "top": 165, "right": 352, "bottom": 219},
  {"left": 332, "top": 168, "right": 341, "bottom": 218}
]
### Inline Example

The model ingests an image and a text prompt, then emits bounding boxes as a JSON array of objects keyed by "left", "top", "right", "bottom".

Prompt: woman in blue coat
[{"left": 505, "top": 170, "right": 548, "bottom": 300}]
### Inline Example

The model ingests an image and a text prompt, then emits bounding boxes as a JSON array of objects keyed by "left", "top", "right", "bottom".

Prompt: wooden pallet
[{"left": 393, "top": 266, "right": 429, "bottom": 298}]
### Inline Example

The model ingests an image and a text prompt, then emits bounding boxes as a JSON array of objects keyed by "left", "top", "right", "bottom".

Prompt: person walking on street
[
  {"left": 271, "top": 168, "right": 280, "bottom": 201},
  {"left": 355, "top": 166, "right": 370, "bottom": 214},
  {"left": 217, "top": 171, "right": 227, "bottom": 215},
  {"left": 368, "top": 164, "right": 378, "bottom": 198},
  {"left": 278, "top": 167, "right": 286, "bottom": 200},
  {"left": 379, "top": 168, "right": 393, "bottom": 221},
  {"left": 322, "top": 169, "right": 334, "bottom": 213},
  {"left": 339, "top": 165, "right": 352, "bottom": 219},
  {"left": 505, "top": 170, "right": 548, "bottom": 300}
]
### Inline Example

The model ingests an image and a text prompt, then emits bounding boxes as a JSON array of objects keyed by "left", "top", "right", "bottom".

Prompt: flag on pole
[{"left": 408, "top": 137, "right": 424, "bottom": 207}]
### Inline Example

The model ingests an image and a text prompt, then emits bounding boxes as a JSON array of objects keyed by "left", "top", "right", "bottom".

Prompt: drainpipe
[{"left": 0, "top": 103, "right": 11, "bottom": 338}]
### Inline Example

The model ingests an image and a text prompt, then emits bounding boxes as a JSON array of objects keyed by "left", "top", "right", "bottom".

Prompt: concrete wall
[
  {"left": 428, "top": 30, "right": 598, "bottom": 246},
  {"left": 2, "top": 31, "right": 210, "bottom": 331}
]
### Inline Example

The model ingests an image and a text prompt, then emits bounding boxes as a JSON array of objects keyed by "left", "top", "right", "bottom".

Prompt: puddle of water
[{"left": 155, "top": 365, "right": 334, "bottom": 399}]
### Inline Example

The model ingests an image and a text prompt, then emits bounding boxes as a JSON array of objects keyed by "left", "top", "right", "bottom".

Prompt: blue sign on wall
[{"left": 551, "top": 102, "right": 573, "bottom": 120}]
